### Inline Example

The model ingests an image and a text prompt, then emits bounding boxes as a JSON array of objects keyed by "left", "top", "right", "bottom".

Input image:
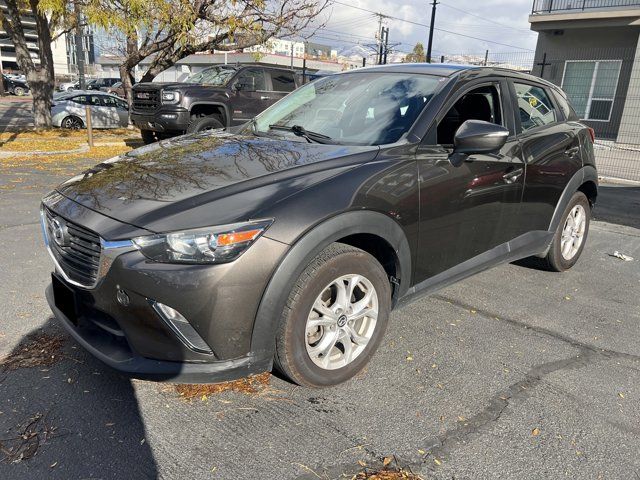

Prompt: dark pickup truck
[{"left": 130, "top": 64, "right": 299, "bottom": 143}]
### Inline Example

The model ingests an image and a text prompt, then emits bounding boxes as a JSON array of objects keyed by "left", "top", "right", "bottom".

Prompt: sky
[{"left": 307, "top": 0, "right": 539, "bottom": 58}]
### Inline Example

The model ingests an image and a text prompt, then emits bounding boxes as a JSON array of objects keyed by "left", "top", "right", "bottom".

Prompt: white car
[
  {"left": 58, "top": 81, "right": 79, "bottom": 92},
  {"left": 51, "top": 91, "right": 129, "bottom": 129}
]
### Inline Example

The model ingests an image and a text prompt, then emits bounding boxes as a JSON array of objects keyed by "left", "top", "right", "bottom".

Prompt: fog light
[
  {"left": 160, "top": 113, "right": 177, "bottom": 119},
  {"left": 116, "top": 288, "right": 130, "bottom": 306},
  {"left": 151, "top": 301, "right": 213, "bottom": 354}
]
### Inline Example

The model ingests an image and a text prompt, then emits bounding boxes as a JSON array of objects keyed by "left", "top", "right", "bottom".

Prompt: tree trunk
[
  {"left": 2, "top": 0, "right": 55, "bottom": 128},
  {"left": 28, "top": 69, "right": 54, "bottom": 128}
]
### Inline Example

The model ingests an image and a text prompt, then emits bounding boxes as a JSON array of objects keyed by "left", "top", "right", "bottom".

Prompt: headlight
[
  {"left": 132, "top": 220, "right": 272, "bottom": 264},
  {"left": 161, "top": 91, "right": 180, "bottom": 104}
]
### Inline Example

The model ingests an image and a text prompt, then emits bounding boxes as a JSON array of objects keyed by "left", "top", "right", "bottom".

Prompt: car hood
[
  {"left": 135, "top": 82, "right": 225, "bottom": 92},
  {"left": 55, "top": 131, "right": 380, "bottom": 235}
]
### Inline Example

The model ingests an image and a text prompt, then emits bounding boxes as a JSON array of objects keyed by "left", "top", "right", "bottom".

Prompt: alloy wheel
[
  {"left": 305, "top": 274, "right": 378, "bottom": 370},
  {"left": 62, "top": 116, "right": 83, "bottom": 129},
  {"left": 561, "top": 204, "right": 586, "bottom": 260}
]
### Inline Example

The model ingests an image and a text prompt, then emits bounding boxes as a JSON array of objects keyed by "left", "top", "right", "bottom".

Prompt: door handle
[
  {"left": 565, "top": 146, "right": 579, "bottom": 157},
  {"left": 503, "top": 168, "right": 523, "bottom": 184},
  {"left": 260, "top": 96, "right": 271, "bottom": 100}
]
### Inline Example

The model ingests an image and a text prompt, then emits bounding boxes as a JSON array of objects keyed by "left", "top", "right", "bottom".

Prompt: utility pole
[
  {"left": 382, "top": 27, "right": 389, "bottom": 64},
  {"left": 426, "top": 0, "right": 438, "bottom": 63},
  {"left": 376, "top": 13, "right": 385, "bottom": 65},
  {"left": 73, "top": 1, "right": 86, "bottom": 89}
]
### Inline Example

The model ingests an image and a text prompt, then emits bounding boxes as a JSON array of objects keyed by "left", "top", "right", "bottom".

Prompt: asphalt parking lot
[{"left": 1, "top": 161, "right": 639, "bottom": 479}]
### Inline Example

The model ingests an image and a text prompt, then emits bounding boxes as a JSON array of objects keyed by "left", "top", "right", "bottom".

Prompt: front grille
[
  {"left": 132, "top": 88, "right": 160, "bottom": 112},
  {"left": 45, "top": 209, "right": 101, "bottom": 287}
]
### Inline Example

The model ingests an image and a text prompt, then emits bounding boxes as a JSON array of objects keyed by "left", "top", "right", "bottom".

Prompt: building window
[{"left": 562, "top": 60, "right": 621, "bottom": 122}]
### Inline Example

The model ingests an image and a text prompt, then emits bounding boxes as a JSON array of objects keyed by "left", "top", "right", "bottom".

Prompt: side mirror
[
  {"left": 235, "top": 77, "right": 256, "bottom": 92},
  {"left": 449, "top": 120, "right": 509, "bottom": 167}
]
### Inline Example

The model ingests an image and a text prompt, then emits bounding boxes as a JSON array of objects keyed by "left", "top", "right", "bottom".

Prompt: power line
[
  {"left": 439, "top": 2, "right": 537, "bottom": 35},
  {"left": 327, "top": 0, "right": 534, "bottom": 51}
]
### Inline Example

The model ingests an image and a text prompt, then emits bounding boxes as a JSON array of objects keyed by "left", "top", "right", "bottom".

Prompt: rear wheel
[
  {"left": 275, "top": 243, "right": 391, "bottom": 387},
  {"left": 542, "top": 191, "right": 590, "bottom": 272},
  {"left": 186, "top": 115, "right": 224, "bottom": 134},
  {"left": 140, "top": 130, "right": 157, "bottom": 145},
  {"left": 61, "top": 115, "right": 84, "bottom": 129}
]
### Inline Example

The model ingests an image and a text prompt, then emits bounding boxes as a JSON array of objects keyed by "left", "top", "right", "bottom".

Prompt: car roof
[{"left": 348, "top": 63, "right": 557, "bottom": 88}]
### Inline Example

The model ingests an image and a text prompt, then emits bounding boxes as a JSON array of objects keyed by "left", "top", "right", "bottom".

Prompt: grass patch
[
  {"left": 0, "top": 333, "right": 65, "bottom": 372},
  {"left": 0, "top": 128, "right": 138, "bottom": 142},
  {"left": 172, "top": 372, "right": 271, "bottom": 401}
]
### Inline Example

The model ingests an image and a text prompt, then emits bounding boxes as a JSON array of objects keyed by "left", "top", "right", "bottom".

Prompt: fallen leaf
[
  {"left": 406, "top": 355, "right": 413, "bottom": 361},
  {"left": 434, "top": 458, "right": 442, "bottom": 466},
  {"left": 358, "top": 460, "right": 366, "bottom": 467},
  {"left": 618, "top": 392, "right": 625, "bottom": 398},
  {"left": 383, "top": 456, "right": 392, "bottom": 466},
  {"left": 532, "top": 428, "right": 540, "bottom": 436},
  {"left": 50, "top": 462, "right": 58, "bottom": 468},
  {"left": 417, "top": 449, "right": 426, "bottom": 455}
]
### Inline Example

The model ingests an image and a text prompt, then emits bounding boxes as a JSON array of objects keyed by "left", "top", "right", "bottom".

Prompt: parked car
[
  {"left": 58, "top": 81, "right": 79, "bottom": 92},
  {"left": 130, "top": 64, "right": 299, "bottom": 144},
  {"left": 41, "top": 64, "right": 597, "bottom": 387},
  {"left": 2, "top": 74, "right": 29, "bottom": 96},
  {"left": 51, "top": 91, "right": 129, "bottom": 129},
  {"left": 102, "top": 81, "right": 128, "bottom": 98},
  {"left": 86, "top": 78, "right": 121, "bottom": 91}
]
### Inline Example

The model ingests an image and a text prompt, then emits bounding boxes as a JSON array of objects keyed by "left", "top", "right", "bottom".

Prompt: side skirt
[{"left": 395, "top": 230, "right": 554, "bottom": 309}]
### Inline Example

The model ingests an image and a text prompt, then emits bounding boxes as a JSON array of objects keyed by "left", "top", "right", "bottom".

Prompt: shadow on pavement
[
  {"left": 0, "top": 319, "right": 158, "bottom": 479},
  {"left": 593, "top": 184, "right": 640, "bottom": 230}
]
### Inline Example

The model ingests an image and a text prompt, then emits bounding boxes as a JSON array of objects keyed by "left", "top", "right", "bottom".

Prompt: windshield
[
  {"left": 185, "top": 66, "right": 237, "bottom": 86},
  {"left": 253, "top": 72, "right": 442, "bottom": 145}
]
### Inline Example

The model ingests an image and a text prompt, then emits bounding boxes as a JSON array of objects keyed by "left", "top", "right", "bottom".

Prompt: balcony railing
[{"left": 532, "top": 0, "right": 640, "bottom": 13}]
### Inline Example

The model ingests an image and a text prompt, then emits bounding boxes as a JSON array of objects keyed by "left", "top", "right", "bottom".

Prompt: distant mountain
[{"left": 335, "top": 44, "right": 407, "bottom": 64}]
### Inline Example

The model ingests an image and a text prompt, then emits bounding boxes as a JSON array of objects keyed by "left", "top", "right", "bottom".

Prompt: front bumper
[
  {"left": 131, "top": 108, "right": 190, "bottom": 133},
  {"left": 46, "top": 282, "right": 270, "bottom": 383},
  {"left": 42, "top": 196, "right": 288, "bottom": 383}
]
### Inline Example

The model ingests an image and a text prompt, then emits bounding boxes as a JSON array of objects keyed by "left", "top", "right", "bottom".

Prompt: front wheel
[
  {"left": 275, "top": 243, "right": 391, "bottom": 387},
  {"left": 543, "top": 191, "right": 591, "bottom": 272},
  {"left": 186, "top": 115, "right": 224, "bottom": 134},
  {"left": 13, "top": 86, "right": 26, "bottom": 96}
]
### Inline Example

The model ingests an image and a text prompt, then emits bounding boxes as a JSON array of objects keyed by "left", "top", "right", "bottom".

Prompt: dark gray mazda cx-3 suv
[{"left": 42, "top": 64, "right": 597, "bottom": 387}]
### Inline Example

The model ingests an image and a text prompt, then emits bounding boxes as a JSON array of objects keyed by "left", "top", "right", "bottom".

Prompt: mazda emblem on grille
[{"left": 51, "top": 217, "right": 70, "bottom": 247}]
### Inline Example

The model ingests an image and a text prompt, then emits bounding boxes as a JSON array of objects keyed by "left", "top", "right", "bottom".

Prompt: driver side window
[{"left": 437, "top": 84, "right": 503, "bottom": 145}]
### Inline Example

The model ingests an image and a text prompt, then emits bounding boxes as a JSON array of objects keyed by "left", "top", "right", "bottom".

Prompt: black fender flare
[
  {"left": 250, "top": 210, "right": 412, "bottom": 358},
  {"left": 549, "top": 165, "right": 598, "bottom": 232},
  {"left": 536, "top": 165, "right": 598, "bottom": 257},
  {"left": 188, "top": 102, "right": 231, "bottom": 127}
]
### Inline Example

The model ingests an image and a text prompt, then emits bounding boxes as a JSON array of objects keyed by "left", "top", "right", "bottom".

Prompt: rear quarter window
[{"left": 553, "top": 89, "right": 578, "bottom": 121}]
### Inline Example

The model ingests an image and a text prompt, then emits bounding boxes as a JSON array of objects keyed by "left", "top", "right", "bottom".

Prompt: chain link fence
[{"left": 438, "top": 49, "right": 640, "bottom": 183}]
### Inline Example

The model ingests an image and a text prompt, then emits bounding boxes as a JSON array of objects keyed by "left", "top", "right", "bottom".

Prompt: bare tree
[{"left": 84, "top": 0, "right": 328, "bottom": 102}]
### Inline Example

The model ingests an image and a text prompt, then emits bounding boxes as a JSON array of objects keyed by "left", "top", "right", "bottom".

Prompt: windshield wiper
[{"left": 268, "top": 124, "right": 332, "bottom": 144}]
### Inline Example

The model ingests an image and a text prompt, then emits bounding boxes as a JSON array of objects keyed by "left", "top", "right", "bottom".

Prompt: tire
[
  {"left": 275, "top": 243, "right": 392, "bottom": 388},
  {"left": 542, "top": 191, "right": 591, "bottom": 272},
  {"left": 140, "top": 130, "right": 157, "bottom": 145},
  {"left": 13, "top": 86, "right": 26, "bottom": 96},
  {"left": 61, "top": 115, "right": 84, "bottom": 129},
  {"left": 186, "top": 115, "right": 224, "bottom": 134}
]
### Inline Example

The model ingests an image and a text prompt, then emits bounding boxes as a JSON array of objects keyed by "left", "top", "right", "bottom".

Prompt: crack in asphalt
[
  {"left": 433, "top": 294, "right": 640, "bottom": 363},
  {"left": 411, "top": 294, "right": 640, "bottom": 470}
]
